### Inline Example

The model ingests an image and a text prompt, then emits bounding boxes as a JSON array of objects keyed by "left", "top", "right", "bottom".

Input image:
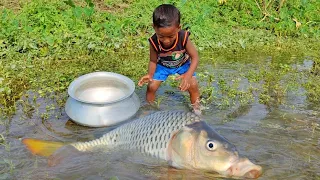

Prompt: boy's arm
[
  {"left": 184, "top": 39, "right": 199, "bottom": 77},
  {"left": 176, "top": 38, "right": 199, "bottom": 91},
  {"left": 138, "top": 44, "right": 158, "bottom": 86}
]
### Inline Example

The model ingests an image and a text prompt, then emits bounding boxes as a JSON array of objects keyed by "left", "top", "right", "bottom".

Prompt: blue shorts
[{"left": 153, "top": 61, "right": 196, "bottom": 81}]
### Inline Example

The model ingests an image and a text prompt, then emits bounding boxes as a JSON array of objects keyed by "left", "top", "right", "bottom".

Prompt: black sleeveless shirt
[{"left": 149, "top": 30, "right": 191, "bottom": 68}]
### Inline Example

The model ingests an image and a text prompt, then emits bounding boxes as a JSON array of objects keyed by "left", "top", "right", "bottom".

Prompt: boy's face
[{"left": 153, "top": 24, "right": 181, "bottom": 49}]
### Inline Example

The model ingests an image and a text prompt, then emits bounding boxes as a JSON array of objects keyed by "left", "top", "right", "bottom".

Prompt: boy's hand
[
  {"left": 138, "top": 74, "right": 153, "bottom": 86},
  {"left": 176, "top": 74, "right": 192, "bottom": 91}
]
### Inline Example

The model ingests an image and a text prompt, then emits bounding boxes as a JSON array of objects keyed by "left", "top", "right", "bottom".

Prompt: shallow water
[{"left": 0, "top": 54, "right": 319, "bottom": 180}]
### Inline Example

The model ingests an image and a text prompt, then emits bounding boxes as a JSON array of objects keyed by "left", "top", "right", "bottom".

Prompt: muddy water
[{"left": 0, "top": 55, "right": 319, "bottom": 180}]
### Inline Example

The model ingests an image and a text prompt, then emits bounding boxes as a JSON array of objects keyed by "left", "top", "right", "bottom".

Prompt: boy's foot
[
  {"left": 191, "top": 101, "right": 202, "bottom": 116},
  {"left": 140, "top": 101, "right": 159, "bottom": 110},
  {"left": 193, "top": 108, "right": 202, "bottom": 116}
]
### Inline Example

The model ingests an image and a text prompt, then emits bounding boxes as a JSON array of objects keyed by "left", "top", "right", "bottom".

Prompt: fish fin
[{"left": 22, "top": 138, "right": 68, "bottom": 157}]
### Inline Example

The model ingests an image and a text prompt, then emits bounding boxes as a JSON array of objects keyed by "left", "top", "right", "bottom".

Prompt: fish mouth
[{"left": 226, "top": 158, "right": 262, "bottom": 179}]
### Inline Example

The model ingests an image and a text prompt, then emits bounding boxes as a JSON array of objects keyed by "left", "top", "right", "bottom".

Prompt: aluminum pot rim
[{"left": 67, "top": 71, "right": 135, "bottom": 105}]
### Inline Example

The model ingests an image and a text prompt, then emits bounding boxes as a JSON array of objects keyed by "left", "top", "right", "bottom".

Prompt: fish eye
[{"left": 206, "top": 141, "right": 216, "bottom": 151}]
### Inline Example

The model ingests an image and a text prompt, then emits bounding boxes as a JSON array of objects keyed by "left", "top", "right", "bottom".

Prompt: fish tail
[{"left": 22, "top": 138, "right": 68, "bottom": 157}]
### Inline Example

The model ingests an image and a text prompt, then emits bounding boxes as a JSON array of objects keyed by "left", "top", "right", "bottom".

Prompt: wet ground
[{"left": 0, "top": 54, "right": 319, "bottom": 180}]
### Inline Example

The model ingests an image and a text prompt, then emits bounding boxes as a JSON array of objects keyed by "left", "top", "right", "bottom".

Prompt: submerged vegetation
[{"left": 0, "top": 0, "right": 319, "bottom": 117}]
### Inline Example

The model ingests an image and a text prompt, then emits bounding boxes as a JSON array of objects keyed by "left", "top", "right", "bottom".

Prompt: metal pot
[{"left": 65, "top": 72, "right": 140, "bottom": 127}]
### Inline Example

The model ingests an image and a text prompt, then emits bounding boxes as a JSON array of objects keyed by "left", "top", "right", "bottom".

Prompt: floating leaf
[{"left": 109, "top": 176, "right": 119, "bottom": 180}]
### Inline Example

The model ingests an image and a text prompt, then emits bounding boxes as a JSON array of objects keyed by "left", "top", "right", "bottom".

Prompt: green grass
[{"left": 0, "top": 0, "right": 319, "bottom": 117}]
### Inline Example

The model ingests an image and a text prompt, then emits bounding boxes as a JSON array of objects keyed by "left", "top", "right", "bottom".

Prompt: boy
[{"left": 138, "top": 4, "right": 201, "bottom": 114}]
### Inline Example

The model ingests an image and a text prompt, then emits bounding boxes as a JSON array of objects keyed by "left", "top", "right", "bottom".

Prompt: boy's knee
[
  {"left": 188, "top": 82, "right": 200, "bottom": 94},
  {"left": 147, "top": 85, "right": 156, "bottom": 93},
  {"left": 188, "top": 86, "right": 199, "bottom": 93},
  {"left": 189, "top": 79, "right": 199, "bottom": 90},
  {"left": 147, "top": 82, "right": 161, "bottom": 93}
]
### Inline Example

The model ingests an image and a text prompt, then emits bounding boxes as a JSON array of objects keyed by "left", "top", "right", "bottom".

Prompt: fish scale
[{"left": 71, "top": 111, "right": 200, "bottom": 160}]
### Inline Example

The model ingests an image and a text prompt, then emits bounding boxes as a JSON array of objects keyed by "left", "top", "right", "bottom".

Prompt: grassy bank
[
  {"left": 1, "top": 0, "right": 319, "bottom": 55},
  {"left": 0, "top": 0, "right": 319, "bottom": 117}
]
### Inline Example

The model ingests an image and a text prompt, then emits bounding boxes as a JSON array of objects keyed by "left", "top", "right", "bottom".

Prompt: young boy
[{"left": 138, "top": 4, "right": 201, "bottom": 114}]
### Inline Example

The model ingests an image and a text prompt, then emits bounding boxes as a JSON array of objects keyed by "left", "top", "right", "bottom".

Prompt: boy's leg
[
  {"left": 188, "top": 77, "right": 200, "bottom": 104},
  {"left": 175, "top": 61, "right": 201, "bottom": 114},
  {"left": 188, "top": 77, "right": 201, "bottom": 114},
  {"left": 146, "top": 80, "right": 162, "bottom": 103},
  {"left": 147, "top": 64, "right": 170, "bottom": 103}
]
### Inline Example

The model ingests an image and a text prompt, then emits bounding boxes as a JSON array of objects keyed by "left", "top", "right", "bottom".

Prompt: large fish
[{"left": 23, "top": 111, "right": 262, "bottom": 178}]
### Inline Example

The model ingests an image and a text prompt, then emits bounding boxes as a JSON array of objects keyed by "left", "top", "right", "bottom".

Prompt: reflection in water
[{"left": 1, "top": 55, "right": 320, "bottom": 180}]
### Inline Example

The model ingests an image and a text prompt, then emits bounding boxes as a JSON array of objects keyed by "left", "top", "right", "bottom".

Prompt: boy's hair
[{"left": 153, "top": 4, "right": 180, "bottom": 28}]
